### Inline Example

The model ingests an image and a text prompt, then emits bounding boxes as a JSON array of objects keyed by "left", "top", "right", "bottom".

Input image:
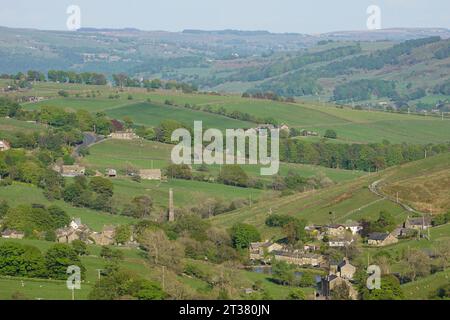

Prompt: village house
[
  {"left": 345, "top": 222, "right": 363, "bottom": 235},
  {"left": 272, "top": 251, "right": 325, "bottom": 267},
  {"left": 328, "top": 238, "right": 354, "bottom": 248},
  {"left": 330, "top": 258, "right": 356, "bottom": 280},
  {"left": 53, "top": 164, "right": 86, "bottom": 177},
  {"left": 391, "top": 227, "right": 410, "bottom": 238},
  {"left": 106, "top": 169, "right": 117, "bottom": 178},
  {"left": 21, "top": 96, "right": 44, "bottom": 103},
  {"left": 1, "top": 229, "right": 25, "bottom": 239},
  {"left": 249, "top": 241, "right": 284, "bottom": 261},
  {"left": 90, "top": 225, "right": 116, "bottom": 246},
  {"left": 303, "top": 244, "right": 320, "bottom": 252},
  {"left": 109, "top": 130, "right": 139, "bottom": 140},
  {"left": 320, "top": 274, "right": 358, "bottom": 300},
  {"left": 404, "top": 216, "right": 432, "bottom": 231},
  {"left": 305, "top": 225, "right": 324, "bottom": 240},
  {"left": 300, "top": 129, "right": 319, "bottom": 137},
  {"left": 326, "top": 224, "right": 346, "bottom": 237},
  {"left": 139, "top": 169, "right": 162, "bottom": 181},
  {"left": 255, "top": 124, "right": 275, "bottom": 135},
  {"left": 0, "top": 140, "right": 11, "bottom": 152},
  {"left": 367, "top": 232, "right": 398, "bottom": 247},
  {"left": 56, "top": 219, "right": 91, "bottom": 244},
  {"left": 279, "top": 124, "right": 289, "bottom": 132}
]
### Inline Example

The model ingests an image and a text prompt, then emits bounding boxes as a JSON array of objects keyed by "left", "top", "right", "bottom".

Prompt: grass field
[
  {"left": 105, "top": 101, "right": 254, "bottom": 130},
  {"left": 0, "top": 118, "right": 45, "bottom": 141},
  {"left": 0, "top": 182, "right": 136, "bottom": 231},
  {"left": 402, "top": 269, "right": 450, "bottom": 300},
  {"left": 110, "top": 178, "right": 267, "bottom": 209},
  {"left": 210, "top": 168, "right": 409, "bottom": 238},
  {"left": 379, "top": 153, "right": 450, "bottom": 214},
  {"left": 0, "top": 238, "right": 307, "bottom": 300},
  {"left": 13, "top": 82, "right": 450, "bottom": 144},
  {"left": 26, "top": 97, "right": 139, "bottom": 113},
  {"left": 0, "top": 238, "right": 151, "bottom": 300},
  {"left": 211, "top": 152, "right": 450, "bottom": 238},
  {"left": 83, "top": 139, "right": 366, "bottom": 183}
]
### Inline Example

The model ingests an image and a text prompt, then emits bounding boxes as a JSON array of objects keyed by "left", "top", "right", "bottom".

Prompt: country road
[
  {"left": 369, "top": 179, "right": 426, "bottom": 215},
  {"left": 73, "top": 132, "right": 104, "bottom": 157}
]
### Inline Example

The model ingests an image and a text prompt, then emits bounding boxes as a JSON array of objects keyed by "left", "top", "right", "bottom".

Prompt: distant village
[{"left": 248, "top": 216, "right": 433, "bottom": 299}]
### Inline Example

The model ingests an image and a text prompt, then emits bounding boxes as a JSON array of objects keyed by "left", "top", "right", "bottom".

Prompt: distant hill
[
  {"left": 321, "top": 28, "right": 450, "bottom": 41},
  {"left": 0, "top": 26, "right": 449, "bottom": 111}
]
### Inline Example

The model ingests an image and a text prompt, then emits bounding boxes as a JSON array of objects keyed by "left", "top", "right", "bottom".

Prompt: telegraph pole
[{"left": 162, "top": 266, "right": 166, "bottom": 291}]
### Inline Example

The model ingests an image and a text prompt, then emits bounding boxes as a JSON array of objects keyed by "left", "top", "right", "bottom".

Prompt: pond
[{"left": 248, "top": 266, "right": 322, "bottom": 283}]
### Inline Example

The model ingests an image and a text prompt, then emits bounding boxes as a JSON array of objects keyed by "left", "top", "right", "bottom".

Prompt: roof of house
[
  {"left": 325, "top": 274, "right": 339, "bottom": 282},
  {"left": 407, "top": 217, "right": 432, "bottom": 225},
  {"left": 338, "top": 258, "right": 354, "bottom": 269},
  {"left": 368, "top": 232, "right": 389, "bottom": 241},
  {"left": 1, "top": 229, "right": 24, "bottom": 236},
  {"left": 328, "top": 224, "right": 345, "bottom": 229}
]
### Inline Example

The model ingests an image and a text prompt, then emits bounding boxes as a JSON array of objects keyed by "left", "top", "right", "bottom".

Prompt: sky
[{"left": 0, "top": 0, "right": 448, "bottom": 34}]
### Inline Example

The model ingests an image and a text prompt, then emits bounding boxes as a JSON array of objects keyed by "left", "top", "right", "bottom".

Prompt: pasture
[
  {"left": 12, "top": 82, "right": 450, "bottom": 144},
  {"left": 84, "top": 139, "right": 366, "bottom": 184},
  {"left": 0, "top": 183, "right": 136, "bottom": 231}
]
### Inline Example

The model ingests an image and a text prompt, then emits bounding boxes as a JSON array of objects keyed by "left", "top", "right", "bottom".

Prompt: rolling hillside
[
  {"left": 378, "top": 153, "right": 450, "bottom": 214},
  {"left": 13, "top": 81, "right": 450, "bottom": 144},
  {"left": 211, "top": 153, "right": 450, "bottom": 238}
]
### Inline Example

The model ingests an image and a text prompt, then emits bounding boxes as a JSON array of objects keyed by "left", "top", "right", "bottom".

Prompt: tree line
[{"left": 280, "top": 138, "right": 450, "bottom": 172}]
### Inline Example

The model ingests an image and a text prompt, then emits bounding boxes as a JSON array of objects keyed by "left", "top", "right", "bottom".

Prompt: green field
[
  {"left": 210, "top": 169, "right": 406, "bottom": 238},
  {"left": 0, "top": 183, "right": 136, "bottom": 231},
  {"left": 105, "top": 102, "right": 254, "bottom": 130},
  {"left": 111, "top": 178, "right": 267, "bottom": 209},
  {"left": 84, "top": 139, "right": 365, "bottom": 183},
  {"left": 211, "top": 152, "right": 450, "bottom": 238},
  {"left": 26, "top": 97, "right": 139, "bottom": 113},
  {"left": 0, "top": 238, "right": 152, "bottom": 300},
  {"left": 0, "top": 118, "right": 45, "bottom": 141},
  {"left": 402, "top": 269, "right": 450, "bottom": 300},
  {"left": 14, "top": 83, "right": 450, "bottom": 144}
]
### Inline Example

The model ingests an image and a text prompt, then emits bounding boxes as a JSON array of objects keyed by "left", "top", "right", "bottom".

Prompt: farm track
[{"left": 369, "top": 179, "right": 426, "bottom": 215}]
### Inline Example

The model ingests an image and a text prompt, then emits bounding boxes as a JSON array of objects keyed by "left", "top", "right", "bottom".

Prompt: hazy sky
[{"left": 0, "top": 0, "right": 448, "bottom": 34}]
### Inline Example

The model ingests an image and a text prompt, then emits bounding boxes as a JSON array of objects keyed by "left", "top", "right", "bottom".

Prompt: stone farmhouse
[
  {"left": 106, "top": 169, "right": 117, "bottom": 177},
  {"left": 326, "top": 224, "right": 347, "bottom": 237},
  {"left": 272, "top": 250, "right": 325, "bottom": 267},
  {"left": 249, "top": 241, "right": 283, "bottom": 261},
  {"left": 56, "top": 219, "right": 116, "bottom": 245},
  {"left": 330, "top": 258, "right": 356, "bottom": 280},
  {"left": 109, "top": 130, "right": 139, "bottom": 140},
  {"left": 367, "top": 232, "right": 398, "bottom": 246},
  {"left": 404, "top": 216, "right": 432, "bottom": 231},
  {"left": 56, "top": 219, "right": 91, "bottom": 244},
  {"left": 320, "top": 274, "right": 358, "bottom": 300},
  {"left": 90, "top": 225, "right": 116, "bottom": 246},
  {"left": 139, "top": 169, "right": 162, "bottom": 180},
  {"left": 328, "top": 238, "right": 354, "bottom": 248},
  {"left": 53, "top": 164, "right": 86, "bottom": 177},
  {"left": 1, "top": 229, "right": 25, "bottom": 239},
  {"left": 0, "top": 140, "right": 11, "bottom": 152},
  {"left": 300, "top": 129, "right": 319, "bottom": 137}
]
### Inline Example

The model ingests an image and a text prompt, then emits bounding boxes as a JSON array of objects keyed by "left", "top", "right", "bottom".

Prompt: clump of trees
[
  {"left": 265, "top": 214, "right": 307, "bottom": 245},
  {"left": 0, "top": 242, "right": 85, "bottom": 280},
  {"left": 63, "top": 176, "right": 114, "bottom": 212},
  {"left": 48, "top": 70, "right": 107, "bottom": 85},
  {"left": 280, "top": 138, "right": 449, "bottom": 172},
  {"left": 1, "top": 204, "right": 70, "bottom": 240},
  {"left": 230, "top": 223, "right": 261, "bottom": 249},
  {"left": 359, "top": 211, "right": 397, "bottom": 237},
  {"left": 89, "top": 269, "right": 166, "bottom": 300},
  {"left": 333, "top": 79, "right": 397, "bottom": 102}
]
